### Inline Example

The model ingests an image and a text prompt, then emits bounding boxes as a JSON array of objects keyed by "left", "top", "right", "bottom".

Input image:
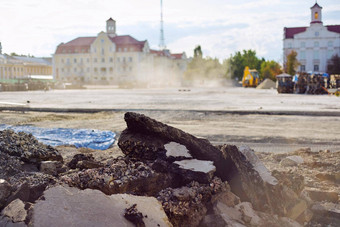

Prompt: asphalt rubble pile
[{"left": 0, "top": 112, "right": 339, "bottom": 227}]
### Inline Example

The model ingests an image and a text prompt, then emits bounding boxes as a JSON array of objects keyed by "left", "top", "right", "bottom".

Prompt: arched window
[{"left": 315, "top": 12, "right": 318, "bottom": 19}]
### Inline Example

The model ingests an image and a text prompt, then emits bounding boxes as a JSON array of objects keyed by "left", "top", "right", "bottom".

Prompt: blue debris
[{"left": 0, "top": 124, "right": 116, "bottom": 150}]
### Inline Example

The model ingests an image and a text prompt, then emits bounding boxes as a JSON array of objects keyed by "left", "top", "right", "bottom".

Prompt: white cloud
[{"left": 0, "top": 0, "right": 339, "bottom": 61}]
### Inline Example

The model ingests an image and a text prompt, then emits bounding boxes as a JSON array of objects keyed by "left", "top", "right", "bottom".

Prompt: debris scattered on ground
[{"left": 0, "top": 112, "right": 338, "bottom": 226}]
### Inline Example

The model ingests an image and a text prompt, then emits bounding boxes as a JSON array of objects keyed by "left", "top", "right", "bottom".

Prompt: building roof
[
  {"left": 0, "top": 54, "right": 51, "bottom": 66},
  {"left": 311, "top": 3, "right": 322, "bottom": 9},
  {"left": 55, "top": 35, "right": 147, "bottom": 54},
  {"left": 326, "top": 25, "right": 340, "bottom": 34},
  {"left": 109, "top": 35, "right": 147, "bottom": 51},
  {"left": 284, "top": 27, "right": 307, "bottom": 39},
  {"left": 55, "top": 37, "right": 96, "bottom": 54},
  {"left": 171, "top": 53, "right": 185, "bottom": 59}
]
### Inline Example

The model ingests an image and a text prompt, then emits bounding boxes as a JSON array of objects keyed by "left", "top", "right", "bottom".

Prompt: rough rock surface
[
  {"left": 157, "top": 177, "right": 228, "bottom": 227},
  {"left": 0, "top": 179, "right": 12, "bottom": 209},
  {"left": 280, "top": 155, "right": 304, "bottom": 167},
  {"left": 62, "top": 156, "right": 173, "bottom": 196},
  {"left": 1, "top": 113, "right": 339, "bottom": 227},
  {"left": 118, "top": 112, "right": 233, "bottom": 180},
  {"left": 1, "top": 199, "right": 27, "bottom": 223},
  {"left": 0, "top": 130, "right": 62, "bottom": 165},
  {"left": 31, "top": 185, "right": 171, "bottom": 227},
  {"left": 220, "top": 144, "right": 293, "bottom": 215},
  {"left": 67, "top": 153, "right": 103, "bottom": 170}
]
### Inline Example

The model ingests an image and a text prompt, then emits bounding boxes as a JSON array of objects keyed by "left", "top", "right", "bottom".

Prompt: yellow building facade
[
  {"left": 53, "top": 18, "right": 187, "bottom": 86},
  {"left": 0, "top": 55, "right": 52, "bottom": 81}
]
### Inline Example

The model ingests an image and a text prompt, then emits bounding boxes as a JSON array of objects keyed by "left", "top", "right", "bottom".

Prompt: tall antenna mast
[{"left": 159, "top": 0, "right": 166, "bottom": 50}]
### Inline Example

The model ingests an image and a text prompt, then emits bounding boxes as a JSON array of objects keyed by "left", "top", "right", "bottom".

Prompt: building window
[
  {"left": 109, "top": 57, "right": 113, "bottom": 62},
  {"left": 94, "top": 58, "right": 97, "bottom": 63},
  {"left": 300, "top": 42, "right": 305, "bottom": 48},
  {"left": 61, "top": 59, "right": 64, "bottom": 63},
  {"left": 101, "top": 39, "right": 104, "bottom": 44},
  {"left": 314, "top": 41, "right": 319, "bottom": 47},
  {"left": 300, "top": 65, "right": 305, "bottom": 72},
  {"left": 94, "top": 68, "right": 98, "bottom": 73},
  {"left": 315, "top": 12, "right": 318, "bottom": 20},
  {"left": 101, "top": 58, "right": 105, "bottom": 63},
  {"left": 315, "top": 32, "right": 319, "bottom": 37},
  {"left": 300, "top": 51, "right": 306, "bottom": 60},
  {"left": 117, "top": 57, "right": 120, "bottom": 62},
  {"left": 109, "top": 67, "right": 113, "bottom": 72},
  {"left": 67, "top": 58, "right": 70, "bottom": 64},
  {"left": 314, "top": 65, "right": 319, "bottom": 72},
  {"left": 74, "top": 68, "right": 77, "bottom": 72},
  {"left": 313, "top": 50, "right": 319, "bottom": 59},
  {"left": 118, "top": 48, "right": 121, "bottom": 52},
  {"left": 124, "top": 48, "right": 127, "bottom": 52},
  {"left": 123, "top": 57, "right": 126, "bottom": 62},
  {"left": 87, "top": 58, "right": 90, "bottom": 63},
  {"left": 328, "top": 50, "right": 333, "bottom": 59},
  {"left": 328, "top": 41, "right": 333, "bottom": 47},
  {"left": 61, "top": 68, "right": 64, "bottom": 72},
  {"left": 129, "top": 57, "right": 133, "bottom": 62},
  {"left": 101, "top": 48, "right": 104, "bottom": 55}
]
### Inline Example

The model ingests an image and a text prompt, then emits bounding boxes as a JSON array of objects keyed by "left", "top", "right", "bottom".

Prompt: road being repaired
[{"left": 0, "top": 87, "right": 340, "bottom": 153}]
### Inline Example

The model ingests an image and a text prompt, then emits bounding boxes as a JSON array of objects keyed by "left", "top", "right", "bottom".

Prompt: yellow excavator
[{"left": 242, "top": 66, "right": 259, "bottom": 87}]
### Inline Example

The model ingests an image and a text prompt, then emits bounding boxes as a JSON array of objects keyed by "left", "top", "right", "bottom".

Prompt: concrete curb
[{"left": 1, "top": 106, "right": 340, "bottom": 117}]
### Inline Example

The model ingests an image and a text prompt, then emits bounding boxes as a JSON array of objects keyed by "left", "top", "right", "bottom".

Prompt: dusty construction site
[{"left": 0, "top": 87, "right": 339, "bottom": 226}]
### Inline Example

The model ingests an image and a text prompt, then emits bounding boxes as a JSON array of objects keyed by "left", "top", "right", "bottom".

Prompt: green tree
[
  {"left": 285, "top": 50, "right": 300, "bottom": 75},
  {"left": 193, "top": 45, "right": 203, "bottom": 58},
  {"left": 260, "top": 60, "right": 282, "bottom": 81},
  {"left": 228, "top": 50, "right": 264, "bottom": 81},
  {"left": 327, "top": 54, "right": 340, "bottom": 74}
]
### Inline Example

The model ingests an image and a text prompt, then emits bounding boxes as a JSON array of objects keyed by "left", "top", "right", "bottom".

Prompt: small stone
[
  {"left": 235, "top": 202, "right": 262, "bottom": 226},
  {"left": 286, "top": 199, "right": 308, "bottom": 221},
  {"left": 1, "top": 199, "right": 27, "bottom": 223},
  {"left": 0, "top": 179, "right": 12, "bottom": 208},
  {"left": 305, "top": 189, "right": 339, "bottom": 203},
  {"left": 280, "top": 156, "right": 304, "bottom": 167},
  {"left": 40, "top": 161, "right": 59, "bottom": 175}
]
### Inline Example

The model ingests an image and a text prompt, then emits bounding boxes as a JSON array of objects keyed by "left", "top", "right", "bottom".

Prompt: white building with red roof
[
  {"left": 283, "top": 3, "right": 340, "bottom": 73},
  {"left": 53, "top": 18, "right": 187, "bottom": 86}
]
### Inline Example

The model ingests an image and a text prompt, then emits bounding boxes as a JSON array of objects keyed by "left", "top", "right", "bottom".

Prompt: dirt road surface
[{"left": 1, "top": 87, "right": 339, "bottom": 153}]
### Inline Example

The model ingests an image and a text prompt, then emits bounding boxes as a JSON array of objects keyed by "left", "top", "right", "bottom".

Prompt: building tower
[
  {"left": 311, "top": 2, "right": 322, "bottom": 24},
  {"left": 159, "top": 0, "right": 166, "bottom": 50},
  {"left": 106, "top": 18, "right": 116, "bottom": 38}
]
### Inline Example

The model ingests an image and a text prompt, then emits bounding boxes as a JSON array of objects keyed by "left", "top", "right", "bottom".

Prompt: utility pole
[{"left": 159, "top": 0, "right": 166, "bottom": 50}]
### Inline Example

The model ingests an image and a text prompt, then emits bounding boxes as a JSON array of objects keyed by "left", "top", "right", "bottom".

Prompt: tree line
[{"left": 184, "top": 45, "right": 340, "bottom": 82}]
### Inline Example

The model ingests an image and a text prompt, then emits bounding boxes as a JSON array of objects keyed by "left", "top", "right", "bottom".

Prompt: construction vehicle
[
  {"left": 242, "top": 66, "right": 259, "bottom": 87},
  {"left": 276, "top": 74, "right": 294, "bottom": 93}
]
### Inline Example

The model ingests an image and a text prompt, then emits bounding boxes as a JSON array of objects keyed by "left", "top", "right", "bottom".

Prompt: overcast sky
[{"left": 1, "top": 0, "right": 340, "bottom": 63}]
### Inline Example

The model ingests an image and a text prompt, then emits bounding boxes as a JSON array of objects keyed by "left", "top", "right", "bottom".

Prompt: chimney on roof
[{"left": 106, "top": 18, "right": 116, "bottom": 38}]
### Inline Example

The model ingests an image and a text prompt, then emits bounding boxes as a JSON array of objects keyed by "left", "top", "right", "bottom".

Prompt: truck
[{"left": 242, "top": 66, "right": 259, "bottom": 88}]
